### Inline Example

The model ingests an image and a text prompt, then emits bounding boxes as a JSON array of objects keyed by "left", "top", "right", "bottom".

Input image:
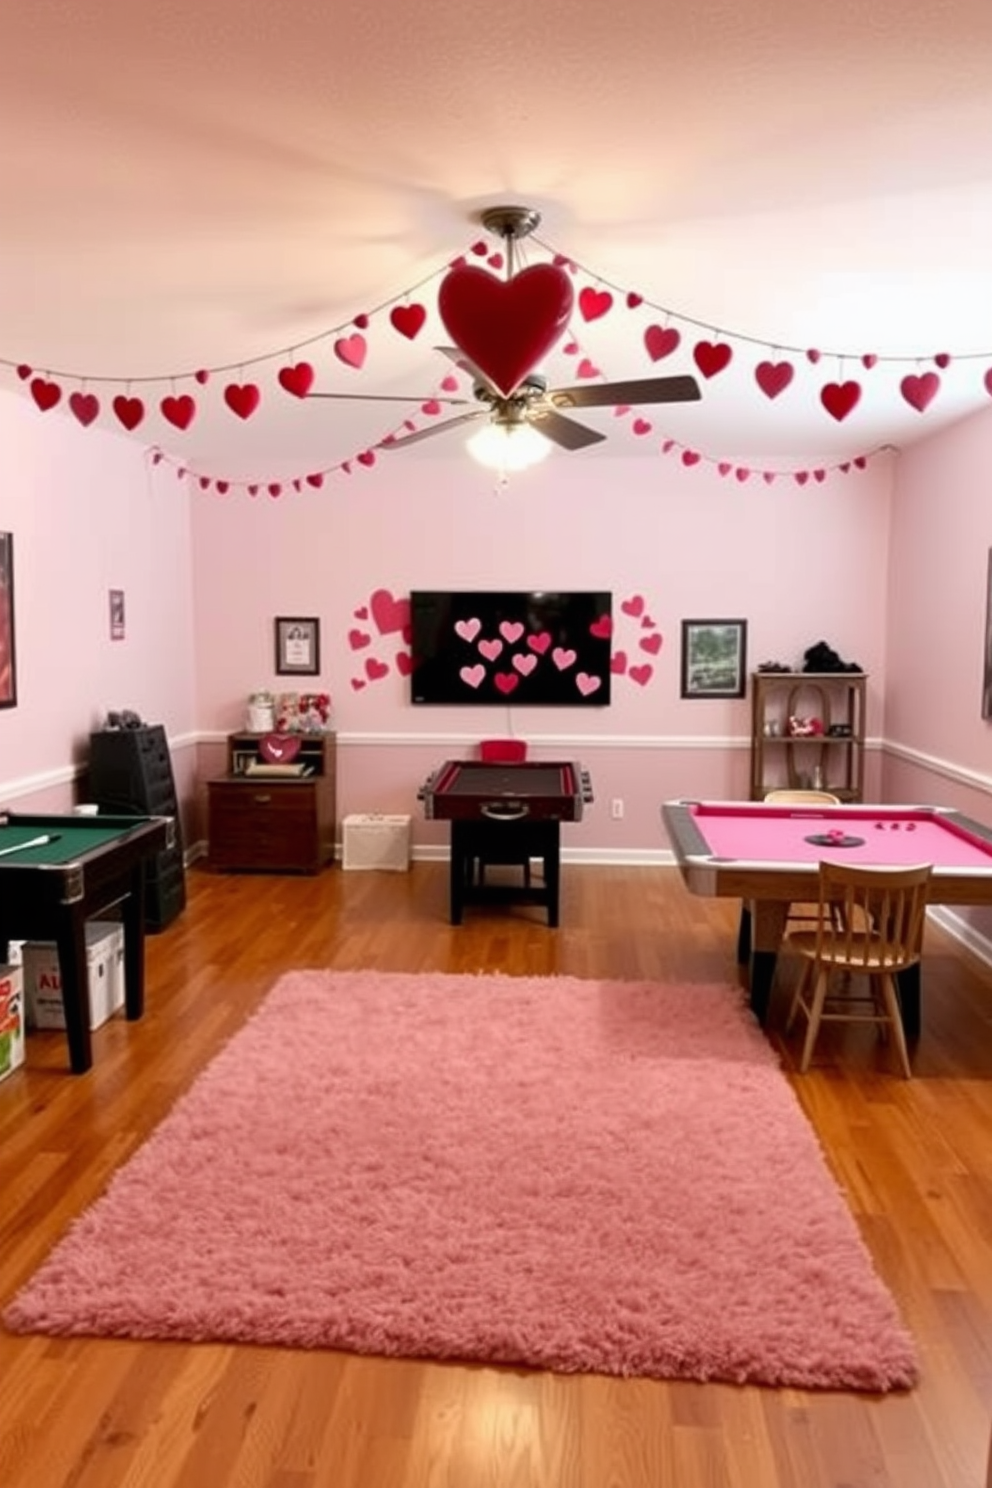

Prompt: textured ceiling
[{"left": 2, "top": 0, "right": 992, "bottom": 481}]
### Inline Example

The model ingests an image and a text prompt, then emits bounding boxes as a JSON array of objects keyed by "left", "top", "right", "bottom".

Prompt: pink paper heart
[
  {"left": 479, "top": 638, "right": 504, "bottom": 662},
  {"left": 277, "top": 362, "right": 314, "bottom": 398},
  {"left": 437, "top": 263, "right": 574, "bottom": 396},
  {"left": 794, "top": 471, "right": 810, "bottom": 485},
  {"left": 934, "top": 353, "right": 951, "bottom": 369},
  {"left": 69, "top": 391, "right": 100, "bottom": 427},
  {"left": 421, "top": 399, "right": 442, "bottom": 416},
  {"left": 820, "top": 381, "right": 861, "bottom": 422},
  {"left": 552, "top": 647, "right": 576, "bottom": 671},
  {"left": 644, "top": 325, "right": 681, "bottom": 361},
  {"left": 900, "top": 372, "right": 940, "bottom": 413},
  {"left": 334, "top": 334, "right": 367, "bottom": 370},
  {"left": 160, "top": 394, "right": 196, "bottom": 430},
  {"left": 578, "top": 287, "right": 613, "bottom": 321},
  {"left": 681, "top": 450, "right": 701, "bottom": 466},
  {"left": 641, "top": 616, "right": 655, "bottom": 628},
  {"left": 527, "top": 632, "right": 552, "bottom": 654},
  {"left": 640, "top": 633, "right": 662, "bottom": 655},
  {"left": 577, "top": 359, "right": 599, "bottom": 379},
  {"left": 487, "top": 253, "right": 504, "bottom": 270},
  {"left": 629, "top": 664, "right": 653, "bottom": 687},
  {"left": 351, "top": 678, "right": 366, "bottom": 691},
  {"left": 576, "top": 673, "right": 602, "bottom": 697},
  {"left": 513, "top": 653, "right": 538, "bottom": 676},
  {"left": 365, "top": 657, "right": 389, "bottom": 682},
  {"left": 223, "top": 383, "right": 261, "bottom": 420},
  {"left": 806, "top": 349, "right": 822, "bottom": 364},
  {"left": 861, "top": 354, "right": 878, "bottom": 370},
  {"left": 348, "top": 629, "right": 371, "bottom": 650},
  {"left": 455, "top": 618, "right": 482, "bottom": 642},
  {"left": 460, "top": 664, "right": 486, "bottom": 689},
  {"left": 735, "top": 467, "right": 751, "bottom": 482},
  {"left": 440, "top": 375, "right": 459, "bottom": 392},
  {"left": 692, "top": 341, "right": 733, "bottom": 379},
  {"left": 390, "top": 303, "right": 427, "bottom": 340},
  {"left": 754, "top": 361, "right": 794, "bottom": 399},
  {"left": 621, "top": 595, "right": 644, "bottom": 617},
  {"left": 354, "top": 605, "right": 369, "bottom": 619},
  {"left": 499, "top": 620, "right": 524, "bottom": 644},
  {"left": 718, "top": 461, "right": 732, "bottom": 476},
  {"left": 356, "top": 450, "right": 376, "bottom": 468}
]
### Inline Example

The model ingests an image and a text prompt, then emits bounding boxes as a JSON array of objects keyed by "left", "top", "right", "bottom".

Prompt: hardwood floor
[{"left": 2, "top": 860, "right": 992, "bottom": 1488}]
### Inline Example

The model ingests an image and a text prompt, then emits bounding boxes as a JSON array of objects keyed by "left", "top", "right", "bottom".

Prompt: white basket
[{"left": 342, "top": 814, "right": 412, "bottom": 871}]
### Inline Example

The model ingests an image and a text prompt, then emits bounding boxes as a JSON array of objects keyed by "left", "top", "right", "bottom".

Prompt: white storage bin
[
  {"left": 342, "top": 814, "right": 412, "bottom": 871},
  {"left": 23, "top": 921, "right": 126, "bottom": 1031}
]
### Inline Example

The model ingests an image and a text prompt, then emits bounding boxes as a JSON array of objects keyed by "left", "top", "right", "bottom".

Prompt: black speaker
[{"left": 88, "top": 726, "right": 186, "bottom": 931}]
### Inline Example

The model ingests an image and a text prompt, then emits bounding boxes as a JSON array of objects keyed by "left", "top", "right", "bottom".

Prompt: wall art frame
[
  {"left": 680, "top": 618, "right": 748, "bottom": 699},
  {"left": 0, "top": 532, "right": 16, "bottom": 709},
  {"left": 275, "top": 616, "right": 320, "bottom": 677}
]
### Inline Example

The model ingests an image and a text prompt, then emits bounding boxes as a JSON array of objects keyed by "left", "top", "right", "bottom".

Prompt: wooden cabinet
[
  {"left": 749, "top": 672, "right": 867, "bottom": 802},
  {"left": 207, "top": 732, "right": 336, "bottom": 873}
]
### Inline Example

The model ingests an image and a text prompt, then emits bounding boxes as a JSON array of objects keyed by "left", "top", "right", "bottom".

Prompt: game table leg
[
  {"left": 54, "top": 914, "right": 93, "bottom": 1075},
  {"left": 120, "top": 862, "right": 148, "bottom": 1019},
  {"left": 746, "top": 900, "right": 790, "bottom": 1027},
  {"left": 896, "top": 965, "right": 921, "bottom": 1040}
]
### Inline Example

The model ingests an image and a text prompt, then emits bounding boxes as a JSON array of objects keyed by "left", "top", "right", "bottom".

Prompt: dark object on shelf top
[
  {"left": 757, "top": 661, "right": 791, "bottom": 673},
  {"left": 105, "top": 709, "right": 146, "bottom": 730},
  {"left": 802, "top": 642, "right": 864, "bottom": 674}
]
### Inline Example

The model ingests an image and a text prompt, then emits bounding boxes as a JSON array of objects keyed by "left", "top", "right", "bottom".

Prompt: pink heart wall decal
[
  {"left": 161, "top": 394, "right": 196, "bottom": 430},
  {"left": 754, "top": 361, "right": 794, "bottom": 399},
  {"left": 455, "top": 617, "right": 482, "bottom": 642},
  {"left": 552, "top": 647, "right": 577, "bottom": 671},
  {"left": 69, "top": 391, "right": 100, "bottom": 427},
  {"left": 576, "top": 673, "right": 602, "bottom": 697},
  {"left": 389, "top": 303, "right": 426, "bottom": 340},
  {"left": 513, "top": 654, "right": 537, "bottom": 676},
  {"left": 365, "top": 657, "right": 389, "bottom": 682},
  {"left": 621, "top": 595, "right": 644, "bottom": 617},
  {"left": 370, "top": 588, "right": 410, "bottom": 636},
  {"left": 348, "top": 629, "right": 371, "bottom": 650},
  {"left": 499, "top": 621, "right": 524, "bottom": 644},
  {"left": 395, "top": 652, "right": 413, "bottom": 676},
  {"left": 277, "top": 362, "right": 315, "bottom": 398},
  {"left": 460, "top": 664, "right": 486, "bottom": 689},
  {"left": 820, "top": 381, "right": 861, "bottom": 422},
  {"left": 351, "top": 678, "right": 366, "bottom": 691},
  {"left": 589, "top": 615, "right": 612, "bottom": 639},
  {"left": 900, "top": 372, "right": 940, "bottom": 412},
  {"left": 611, "top": 651, "right": 628, "bottom": 674},
  {"left": 354, "top": 605, "right": 369, "bottom": 619},
  {"left": 479, "top": 638, "right": 503, "bottom": 662},
  {"left": 528, "top": 632, "right": 552, "bottom": 654},
  {"left": 693, "top": 341, "right": 733, "bottom": 378},
  {"left": 334, "top": 334, "right": 367, "bottom": 370},
  {"left": 644, "top": 325, "right": 680, "bottom": 361},
  {"left": 640, "top": 633, "right": 663, "bottom": 655},
  {"left": 437, "top": 263, "right": 574, "bottom": 396}
]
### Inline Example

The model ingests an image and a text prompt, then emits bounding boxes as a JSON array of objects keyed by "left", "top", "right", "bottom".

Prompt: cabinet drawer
[{"left": 208, "top": 781, "right": 323, "bottom": 872}]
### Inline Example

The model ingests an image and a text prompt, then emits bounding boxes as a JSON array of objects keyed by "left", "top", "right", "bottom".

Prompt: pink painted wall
[
  {"left": 190, "top": 453, "right": 893, "bottom": 850},
  {"left": 0, "top": 390, "right": 197, "bottom": 838},
  {"left": 883, "top": 403, "right": 992, "bottom": 939}
]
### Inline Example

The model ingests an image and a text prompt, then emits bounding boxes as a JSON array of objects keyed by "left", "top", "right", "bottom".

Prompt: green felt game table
[{"left": 0, "top": 811, "right": 174, "bottom": 1073}]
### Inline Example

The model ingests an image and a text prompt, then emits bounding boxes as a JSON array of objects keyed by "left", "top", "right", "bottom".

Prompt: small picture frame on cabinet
[
  {"left": 680, "top": 619, "right": 747, "bottom": 699},
  {"left": 275, "top": 616, "right": 320, "bottom": 677}
]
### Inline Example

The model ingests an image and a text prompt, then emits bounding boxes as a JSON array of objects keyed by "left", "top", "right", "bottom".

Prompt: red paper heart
[
  {"left": 820, "top": 381, "right": 861, "bottom": 422},
  {"left": 900, "top": 372, "right": 940, "bottom": 413},
  {"left": 395, "top": 651, "right": 413, "bottom": 676},
  {"left": 861, "top": 354, "right": 878, "bottom": 370},
  {"left": 813, "top": 469, "right": 827, "bottom": 482},
  {"left": 632, "top": 418, "right": 652, "bottom": 436},
  {"left": 277, "top": 362, "right": 314, "bottom": 398},
  {"left": 629, "top": 664, "right": 653, "bottom": 687},
  {"left": 854, "top": 457, "right": 867, "bottom": 469},
  {"left": 353, "top": 313, "right": 370, "bottom": 330},
  {"left": 681, "top": 449, "right": 701, "bottom": 465},
  {"left": 487, "top": 253, "right": 504, "bottom": 271},
  {"left": 356, "top": 450, "right": 376, "bottom": 467},
  {"left": 494, "top": 672, "right": 519, "bottom": 696},
  {"left": 934, "top": 353, "right": 951, "bottom": 369},
  {"left": 248, "top": 484, "right": 259, "bottom": 495},
  {"left": 644, "top": 325, "right": 681, "bottom": 361},
  {"left": 305, "top": 473, "right": 324, "bottom": 488},
  {"left": 440, "top": 375, "right": 459, "bottom": 392},
  {"left": 577, "top": 359, "right": 599, "bottom": 379},
  {"left": 216, "top": 481, "right": 229, "bottom": 494},
  {"left": 735, "top": 467, "right": 751, "bottom": 482},
  {"left": 621, "top": 594, "right": 645, "bottom": 617},
  {"left": 589, "top": 615, "right": 613, "bottom": 639},
  {"left": 224, "top": 383, "right": 261, "bottom": 419},
  {"left": 640, "top": 632, "right": 662, "bottom": 655},
  {"left": 69, "top": 391, "right": 100, "bottom": 427},
  {"left": 267, "top": 483, "right": 282, "bottom": 497},
  {"left": 348, "top": 629, "right": 371, "bottom": 650},
  {"left": 30, "top": 377, "right": 62, "bottom": 411},
  {"left": 194, "top": 369, "right": 210, "bottom": 384},
  {"left": 371, "top": 588, "right": 410, "bottom": 635},
  {"left": 16, "top": 363, "right": 33, "bottom": 380},
  {"left": 763, "top": 472, "right": 776, "bottom": 484},
  {"left": 390, "top": 303, "right": 426, "bottom": 340},
  {"left": 365, "top": 657, "right": 389, "bottom": 682},
  {"left": 718, "top": 461, "right": 732, "bottom": 475},
  {"left": 794, "top": 471, "right": 810, "bottom": 485},
  {"left": 754, "top": 361, "right": 794, "bottom": 399},
  {"left": 578, "top": 287, "right": 612, "bottom": 321},
  {"left": 160, "top": 394, "right": 196, "bottom": 430},
  {"left": 421, "top": 399, "right": 442, "bottom": 415},
  {"left": 113, "top": 395, "right": 145, "bottom": 431},
  {"left": 806, "top": 349, "right": 822, "bottom": 364},
  {"left": 199, "top": 477, "right": 210, "bottom": 490},
  {"left": 693, "top": 341, "right": 733, "bottom": 379},
  {"left": 437, "top": 263, "right": 574, "bottom": 396},
  {"left": 626, "top": 292, "right": 643, "bottom": 309},
  {"left": 334, "top": 334, "right": 367, "bottom": 370}
]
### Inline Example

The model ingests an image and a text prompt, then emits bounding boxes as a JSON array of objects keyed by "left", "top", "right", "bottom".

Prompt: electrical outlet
[{"left": 611, "top": 798, "right": 624, "bottom": 820}]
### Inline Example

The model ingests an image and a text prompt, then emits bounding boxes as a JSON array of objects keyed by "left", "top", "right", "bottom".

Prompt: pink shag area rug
[{"left": 4, "top": 971, "right": 917, "bottom": 1390}]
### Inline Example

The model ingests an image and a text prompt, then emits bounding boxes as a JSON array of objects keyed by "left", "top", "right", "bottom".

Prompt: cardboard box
[
  {"left": 0, "top": 966, "right": 25, "bottom": 1082},
  {"left": 23, "top": 921, "right": 126, "bottom": 1032},
  {"left": 342, "top": 813, "right": 412, "bottom": 871}
]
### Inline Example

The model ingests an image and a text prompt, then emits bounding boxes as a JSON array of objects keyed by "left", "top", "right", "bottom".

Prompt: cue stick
[{"left": 0, "top": 833, "right": 60, "bottom": 858}]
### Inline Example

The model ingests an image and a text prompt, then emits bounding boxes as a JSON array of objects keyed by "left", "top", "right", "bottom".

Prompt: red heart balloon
[{"left": 437, "top": 263, "right": 573, "bottom": 396}]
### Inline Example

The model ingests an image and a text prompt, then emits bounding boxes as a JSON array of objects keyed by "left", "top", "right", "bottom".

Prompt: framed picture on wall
[
  {"left": 109, "top": 588, "right": 125, "bottom": 641},
  {"left": 983, "top": 550, "right": 992, "bottom": 720},
  {"left": 0, "top": 532, "right": 16, "bottom": 709},
  {"left": 680, "top": 618, "right": 748, "bottom": 699},
  {"left": 275, "top": 616, "right": 320, "bottom": 676}
]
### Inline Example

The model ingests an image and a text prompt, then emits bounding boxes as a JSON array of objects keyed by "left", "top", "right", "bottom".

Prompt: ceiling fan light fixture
[{"left": 466, "top": 420, "right": 552, "bottom": 473}]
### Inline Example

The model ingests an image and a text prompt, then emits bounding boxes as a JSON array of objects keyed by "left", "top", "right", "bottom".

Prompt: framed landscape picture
[
  {"left": 983, "top": 549, "right": 992, "bottom": 719},
  {"left": 0, "top": 533, "right": 16, "bottom": 709},
  {"left": 275, "top": 616, "right": 320, "bottom": 676},
  {"left": 680, "top": 618, "right": 747, "bottom": 699}
]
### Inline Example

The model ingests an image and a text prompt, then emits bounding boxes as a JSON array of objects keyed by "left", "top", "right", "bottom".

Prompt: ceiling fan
[{"left": 307, "top": 205, "right": 702, "bottom": 464}]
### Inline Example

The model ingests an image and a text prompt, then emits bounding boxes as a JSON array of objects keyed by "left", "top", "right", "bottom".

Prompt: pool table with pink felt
[{"left": 662, "top": 799, "right": 992, "bottom": 1036}]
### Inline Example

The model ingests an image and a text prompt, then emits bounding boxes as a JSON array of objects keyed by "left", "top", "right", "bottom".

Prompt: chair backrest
[
  {"left": 479, "top": 738, "right": 528, "bottom": 763},
  {"left": 814, "top": 860, "right": 933, "bottom": 972},
  {"left": 764, "top": 789, "right": 841, "bottom": 806}
]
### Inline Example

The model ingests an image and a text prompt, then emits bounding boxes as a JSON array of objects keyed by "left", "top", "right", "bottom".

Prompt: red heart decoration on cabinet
[
  {"left": 578, "top": 287, "right": 613, "bottom": 321},
  {"left": 820, "top": 381, "right": 861, "bottom": 422},
  {"left": 900, "top": 372, "right": 940, "bottom": 413},
  {"left": 69, "top": 391, "right": 100, "bottom": 427},
  {"left": 224, "top": 383, "right": 261, "bottom": 419},
  {"left": 160, "top": 394, "right": 196, "bottom": 430},
  {"left": 693, "top": 341, "right": 732, "bottom": 378},
  {"left": 113, "top": 395, "right": 145, "bottom": 431},
  {"left": 754, "top": 361, "right": 794, "bottom": 399},
  {"left": 277, "top": 362, "right": 314, "bottom": 398},
  {"left": 437, "top": 263, "right": 574, "bottom": 396},
  {"left": 390, "top": 303, "right": 426, "bottom": 340},
  {"left": 644, "top": 325, "right": 681, "bottom": 361}
]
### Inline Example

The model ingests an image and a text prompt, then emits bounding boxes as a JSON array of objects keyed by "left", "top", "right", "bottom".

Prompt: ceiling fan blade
[
  {"left": 548, "top": 375, "right": 701, "bottom": 409},
  {"left": 380, "top": 411, "right": 485, "bottom": 450},
  {"left": 308, "top": 391, "right": 472, "bottom": 404},
  {"left": 528, "top": 408, "right": 606, "bottom": 451}
]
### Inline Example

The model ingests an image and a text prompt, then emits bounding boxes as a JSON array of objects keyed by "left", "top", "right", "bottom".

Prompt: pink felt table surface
[{"left": 692, "top": 805, "right": 992, "bottom": 871}]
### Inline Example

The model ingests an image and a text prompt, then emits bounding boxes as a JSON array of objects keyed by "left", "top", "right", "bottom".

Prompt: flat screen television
[{"left": 410, "top": 590, "right": 612, "bottom": 706}]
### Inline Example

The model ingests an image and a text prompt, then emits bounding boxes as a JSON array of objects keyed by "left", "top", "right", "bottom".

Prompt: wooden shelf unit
[
  {"left": 749, "top": 671, "right": 867, "bottom": 802},
  {"left": 207, "top": 731, "right": 337, "bottom": 874}
]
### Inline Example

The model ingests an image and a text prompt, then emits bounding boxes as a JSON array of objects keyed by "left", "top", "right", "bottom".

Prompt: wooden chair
[
  {"left": 784, "top": 860, "right": 932, "bottom": 1078},
  {"left": 763, "top": 789, "right": 843, "bottom": 931}
]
